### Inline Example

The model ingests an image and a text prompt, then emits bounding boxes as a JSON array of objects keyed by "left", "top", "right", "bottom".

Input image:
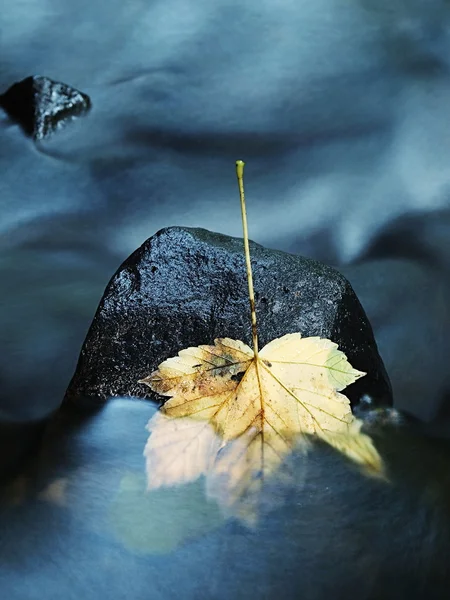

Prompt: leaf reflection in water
[{"left": 144, "top": 413, "right": 310, "bottom": 525}]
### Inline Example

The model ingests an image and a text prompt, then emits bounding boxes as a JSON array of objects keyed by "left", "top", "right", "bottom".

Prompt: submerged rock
[
  {"left": 0, "top": 75, "right": 91, "bottom": 140},
  {"left": 65, "top": 227, "right": 392, "bottom": 409}
]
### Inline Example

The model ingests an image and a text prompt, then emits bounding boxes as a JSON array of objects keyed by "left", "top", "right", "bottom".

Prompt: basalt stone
[
  {"left": 64, "top": 227, "right": 393, "bottom": 409},
  {"left": 0, "top": 76, "right": 91, "bottom": 140}
]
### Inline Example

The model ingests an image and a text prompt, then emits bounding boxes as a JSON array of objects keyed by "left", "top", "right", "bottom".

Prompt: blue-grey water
[{"left": 1, "top": 2, "right": 450, "bottom": 598}]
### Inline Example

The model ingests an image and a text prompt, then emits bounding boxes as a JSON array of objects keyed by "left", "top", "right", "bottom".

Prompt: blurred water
[
  {"left": 3, "top": 4, "right": 450, "bottom": 599},
  {"left": 1, "top": 398, "right": 450, "bottom": 600},
  {"left": 1, "top": 0, "right": 450, "bottom": 423}
]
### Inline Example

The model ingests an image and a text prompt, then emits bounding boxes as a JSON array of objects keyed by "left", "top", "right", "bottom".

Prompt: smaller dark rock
[
  {"left": 65, "top": 227, "right": 393, "bottom": 411},
  {"left": 0, "top": 76, "right": 91, "bottom": 140}
]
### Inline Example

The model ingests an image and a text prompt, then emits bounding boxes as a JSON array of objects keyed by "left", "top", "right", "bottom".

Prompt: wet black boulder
[
  {"left": 0, "top": 75, "right": 91, "bottom": 140},
  {"left": 65, "top": 226, "right": 393, "bottom": 409}
]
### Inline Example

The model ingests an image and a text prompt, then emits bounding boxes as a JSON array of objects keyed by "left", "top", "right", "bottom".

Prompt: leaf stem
[{"left": 236, "top": 160, "right": 259, "bottom": 358}]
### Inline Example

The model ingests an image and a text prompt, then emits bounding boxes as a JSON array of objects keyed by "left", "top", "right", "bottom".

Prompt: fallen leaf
[
  {"left": 204, "top": 424, "right": 309, "bottom": 524},
  {"left": 140, "top": 334, "right": 374, "bottom": 454},
  {"left": 144, "top": 412, "right": 222, "bottom": 488},
  {"left": 140, "top": 333, "right": 383, "bottom": 522},
  {"left": 144, "top": 413, "right": 307, "bottom": 525}
]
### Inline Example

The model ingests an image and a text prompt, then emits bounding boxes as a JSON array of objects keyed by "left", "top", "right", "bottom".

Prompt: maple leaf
[
  {"left": 144, "top": 412, "right": 222, "bottom": 488},
  {"left": 144, "top": 414, "right": 303, "bottom": 525},
  {"left": 139, "top": 160, "right": 384, "bottom": 523},
  {"left": 140, "top": 334, "right": 381, "bottom": 480},
  {"left": 141, "top": 334, "right": 365, "bottom": 437}
]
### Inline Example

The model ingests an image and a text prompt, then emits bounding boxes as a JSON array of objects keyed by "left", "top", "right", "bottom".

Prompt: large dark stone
[
  {"left": 0, "top": 76, "right": 91, "bottom": 140},
  {"left": 65, "top": 227, "right": 393, "bottom": 409}
]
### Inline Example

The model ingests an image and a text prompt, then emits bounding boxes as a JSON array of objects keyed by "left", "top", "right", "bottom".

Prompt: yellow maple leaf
[
  {"left": 144, "top": 412, "right": 222, "bottom": 488},
  {"left": 140, "top": 334, "right": 381, "bottom": 478},
  {"left": 144, "top": 334, "right": 361, "bottom": 435},
  {"left": 139, "top": 160, "right": 383, "bottom": 523}
]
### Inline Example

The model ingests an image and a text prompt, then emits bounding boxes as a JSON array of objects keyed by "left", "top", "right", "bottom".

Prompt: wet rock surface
[
  {"left": 0, "top": 75, "right": 91, "bottom": 140},
  {"left": 65, "top": 226, "right": 392, "bottom": 410}
]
